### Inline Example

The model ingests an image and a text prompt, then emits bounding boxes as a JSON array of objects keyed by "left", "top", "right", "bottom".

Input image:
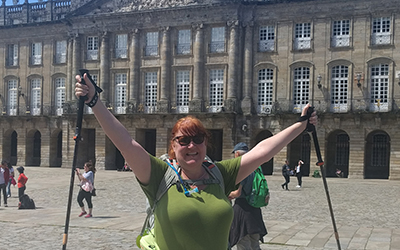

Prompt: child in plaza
[{"left": 17, "top": 166, "right": 28, "bottom": 202}]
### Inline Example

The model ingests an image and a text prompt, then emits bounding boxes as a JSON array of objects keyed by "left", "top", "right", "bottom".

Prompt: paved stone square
[{"left": 0, "top": 167, "right": 399, "bottom": 249}]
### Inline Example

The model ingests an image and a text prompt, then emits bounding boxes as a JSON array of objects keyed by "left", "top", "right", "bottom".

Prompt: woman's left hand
[{"left": 301, "top": 104, "right": 318, "bottom": 125}]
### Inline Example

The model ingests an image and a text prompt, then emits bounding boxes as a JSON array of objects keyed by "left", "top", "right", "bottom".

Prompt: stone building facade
[{"left": 0, "top": 0, "right": 399, "bottom": 179}]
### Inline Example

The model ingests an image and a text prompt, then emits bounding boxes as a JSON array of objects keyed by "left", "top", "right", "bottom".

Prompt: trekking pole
[
  {"left": 62, "top": 69, "right": 89, "bottom": 250},
  {"left": 306, "top": 107, "right": 341, "bottom": 250}
]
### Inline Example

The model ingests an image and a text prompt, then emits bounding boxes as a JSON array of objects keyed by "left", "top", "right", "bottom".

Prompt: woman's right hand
[{"left": 75, "top": 74, "right": 95, "bottom": 103}]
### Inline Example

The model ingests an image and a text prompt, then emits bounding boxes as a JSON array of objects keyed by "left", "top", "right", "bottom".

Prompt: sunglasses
[{"left": 174, "top": 135, "right": 205, "bottom": 146}]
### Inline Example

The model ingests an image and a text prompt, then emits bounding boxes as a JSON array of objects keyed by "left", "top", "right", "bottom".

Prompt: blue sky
[{"left": 5, "top": 0, "right": 39, "bottom": 6}]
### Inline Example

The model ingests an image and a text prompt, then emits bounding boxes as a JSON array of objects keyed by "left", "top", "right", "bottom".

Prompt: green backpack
[{"left": 245, "top": 166, "right": 269, "bottom": 208}]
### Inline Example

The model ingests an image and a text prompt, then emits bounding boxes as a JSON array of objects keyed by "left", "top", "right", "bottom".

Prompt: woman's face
[
  {"left": 171, "top": 130, "right": 207, "bottom": 169},
  {"left": 84, "top": 164, "right": 89, "bottom": 172}
]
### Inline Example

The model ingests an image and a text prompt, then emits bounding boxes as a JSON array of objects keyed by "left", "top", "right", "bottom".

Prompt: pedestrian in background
[
  {"left": 76, "top": 161, "right": 96, "bottom": 218},
  {"left": 6, "top": 162, "right": 15, "bottom": 198},
  {"left": 0, "top": 160, "right": 10, "bottom": 207},
  {"left": 296, "top": 160, "right": 304, "bottom": 188},
  {"left": 17, "top": 166, "right": 28, "bottom": 202},
  {"left": 281, "top": 160, "right": 290, "bottom": 190},
  {"left": 229, "top": 142, "right": 268, "bottom": 250}
]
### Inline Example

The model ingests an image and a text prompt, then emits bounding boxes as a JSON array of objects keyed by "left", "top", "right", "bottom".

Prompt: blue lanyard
[{"left": 166, "top": 160, "right": 199, "bottom": 197}]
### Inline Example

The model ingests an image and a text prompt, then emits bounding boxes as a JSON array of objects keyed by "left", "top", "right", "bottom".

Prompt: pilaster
[
  {"left": 158, "top": 26, "right": 171, "bottom": 113},
  {"left": 190, "top": 23, "right": 204, "bottom": 112},
  {"left": 226, "top": 20, "right": 240, "bottom": 112},
  {"left": 100, "top": 31, "right": 110, "bottom": 103},
  {"left": 128, "top": 29, "right": 140, "bottom": 113},
  {"left": 241, "top": 22, "right": 254, "bottom": 115}
]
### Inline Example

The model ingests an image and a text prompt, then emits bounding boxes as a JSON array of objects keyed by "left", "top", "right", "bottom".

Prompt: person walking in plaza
[
  {"left": 229, "top": 142, "right": 268, "bottom": 250},
  {"left": 17, "top": 166, "right": 28, "bottom": 202},
  {"left": 296, "top": 160, "right": 304, "bottom": 188},
  {"left": 281, "top": 160, "right": 290, "bottom": 190},
  {"left": 0, "top": 160, "right": 10, "bottom": 207},
  {"left": 74, "top": 73, "right": 317, "bottom": 249},
  {"left": 76, "top": 161, "right": 96, "bottom": 218},
  {"left": 6, "top": 162, "right": 15, "bottom": 198}
]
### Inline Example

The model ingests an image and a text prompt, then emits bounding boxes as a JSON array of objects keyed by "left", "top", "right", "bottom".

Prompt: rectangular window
[
  {"left": 87, "top": 36, "right": 99, "bottom": 60},
  {"left": 331, "top": 20, "right": 350, "bottom": 47},
  {"left": 145, "top": 72, "right": 158, "bottom": 113},
  {"left": 209, "top": 69, "right": 224, "bottom": 112},
  {"left": 31, "top": 42, "right": 42, "bottom": 65},
  {"left": 371, "top": 17, "right": 391, "bottom": 45},
  {"left": 55, "top": 77, "right": 66, "bottom": 116},
  {"left": 259, "top": 26, "right": 275, "bottom": 52},
  {"left": 145, "top": 32, "right": 159, "bottom": 56},
  {"left": 294, "top": 23, "right": 311, "bottom": 50},
  {"left": 210, "top": 27, "right": 225, "bottom": 53},
  {"left": 177, "top": 29, "right": 191, "bottom": 55},
  {"left": 8, "top": 80, "right": 18, "bottom": 116},
  {"left": 176, "top": 70, "right": 190, "bottom": 113},
  {"left": 115, "top": 34, "right": 128, "bottom": 59},
  {"left": 293, "top": 67, "right": 310, "bottom": 112},
  {"left": 31, "top": 79, "right": 41, "bottom": 115},
  {"left": 370, "top": 64, "right": 389, "bottom": 112},
  {"left": 7, "top": 44, "right": 18, "bottom": 66},
  {"left": 55, "top": 40, "right": 67, "bottom": 64},
  {"left": 115, "top": 73, "right": 127, "bottom": 114},
  {"left": 257, "top": 69, "right": 274, "bottom": 114},
  {"left": 330, "top": 65, "right": 349, "bottom": 112}
]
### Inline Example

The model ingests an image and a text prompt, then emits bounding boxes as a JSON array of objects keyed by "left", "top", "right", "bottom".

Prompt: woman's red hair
[{"left": 168, "top": 116, "right": 210, "bottom": 159}]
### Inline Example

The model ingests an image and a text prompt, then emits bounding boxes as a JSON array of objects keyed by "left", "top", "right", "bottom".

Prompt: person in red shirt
[{"left": 17, "top": 166, "right": 28, "bottom": 202}]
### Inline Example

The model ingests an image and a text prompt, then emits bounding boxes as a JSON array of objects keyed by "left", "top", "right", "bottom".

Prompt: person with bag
[
  {"left": 17, "top": 166, "right": 28, "bottom": 202},
  {"left": 228, "top": 143, "right": 269, "bottom": 250},
  {"left": 281, "top": 160, "right": 291, "bottom": 190},
  {"left": 74, "top": 73, "right": 317, "bottom": 249},
  {"left": 76, "top": 161, "right": 96, "bottom": 218}
]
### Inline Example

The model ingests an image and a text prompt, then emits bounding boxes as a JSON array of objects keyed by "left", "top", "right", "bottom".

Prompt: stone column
[
  {"left": 128, "top": 29, "right": 140, "bottom": 113},
  {"left": 225, "top": 20, "right": 240, "bottom": 112},
  {"left": 66, "top": 35, "right": 74, "bottom": 102},
  {"left": 241, "top": 22, "right": 254, "bottom": 115},
  {"left": 100, "top": 31, "right": 110, "bottom": 103},
  {"left": 190, "top": 23, "right": 204, "bottom": 112},
  {"left": 158, "top": 26, "right": 170, "bottom": 113},
  {"left": 17, "top": 128, "right": 26, "bottom": 166},
  {"left": 40, "top": 132, "right": 50, "bottom": 167},
  {"left": 68, "top": 33, "right": 81, "bottom": 113}
]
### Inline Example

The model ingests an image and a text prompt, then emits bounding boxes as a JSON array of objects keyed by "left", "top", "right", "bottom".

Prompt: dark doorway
[
  {"left": 326, "top": 131, "right": 349, "bottom": 177},
  {"left": 255, "top": 130, "right": 273, "bottom": 175},
  {"left": 365, "top": 131, "right": 390, "bottom": 179},
  {"left": 11, "top": 131, "right": 17, "bottom": 165},
  {"left": 289, "top": 132, "right": 311, "bottom": 176},
  {"left": 116, "top": 148, "right": 124, "bottom": 170},
  {"left": 76, "top": 128, "right": 95, "bottom": 168},
  {"left": 208, "top": 129, "right": 223, "bottom": 161},
  {"left": 136, "top": 129, "right": 156, "bottom": 156}
]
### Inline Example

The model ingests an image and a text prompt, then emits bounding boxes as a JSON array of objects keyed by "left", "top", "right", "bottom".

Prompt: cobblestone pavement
[{"left": 0, "top": 167, "right": 399, "bottom": 250}]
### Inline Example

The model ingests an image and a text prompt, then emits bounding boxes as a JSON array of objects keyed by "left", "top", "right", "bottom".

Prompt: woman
[
  {"left": 75, "top": 74, "right": 317, "bottom": 249},
  {"left": 17, "top": 166, "right": 28, "bottom": 201},
  {"left": 6, "top": 162, "right": 15, "bottom": 198},
  {"left": 296, "top": 160, "right": 304, "bottom": 188},
  {"left": 76, "top": 161, "right": 96, "bottom": 218}
]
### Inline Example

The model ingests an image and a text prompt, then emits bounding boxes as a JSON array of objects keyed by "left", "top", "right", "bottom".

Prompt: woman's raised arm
[
  {"left": 237, "top": 104, "right": 317, "bottom": 184},
  {"left": 75, "top": 74, "right": 151, "bottom": 184}
]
